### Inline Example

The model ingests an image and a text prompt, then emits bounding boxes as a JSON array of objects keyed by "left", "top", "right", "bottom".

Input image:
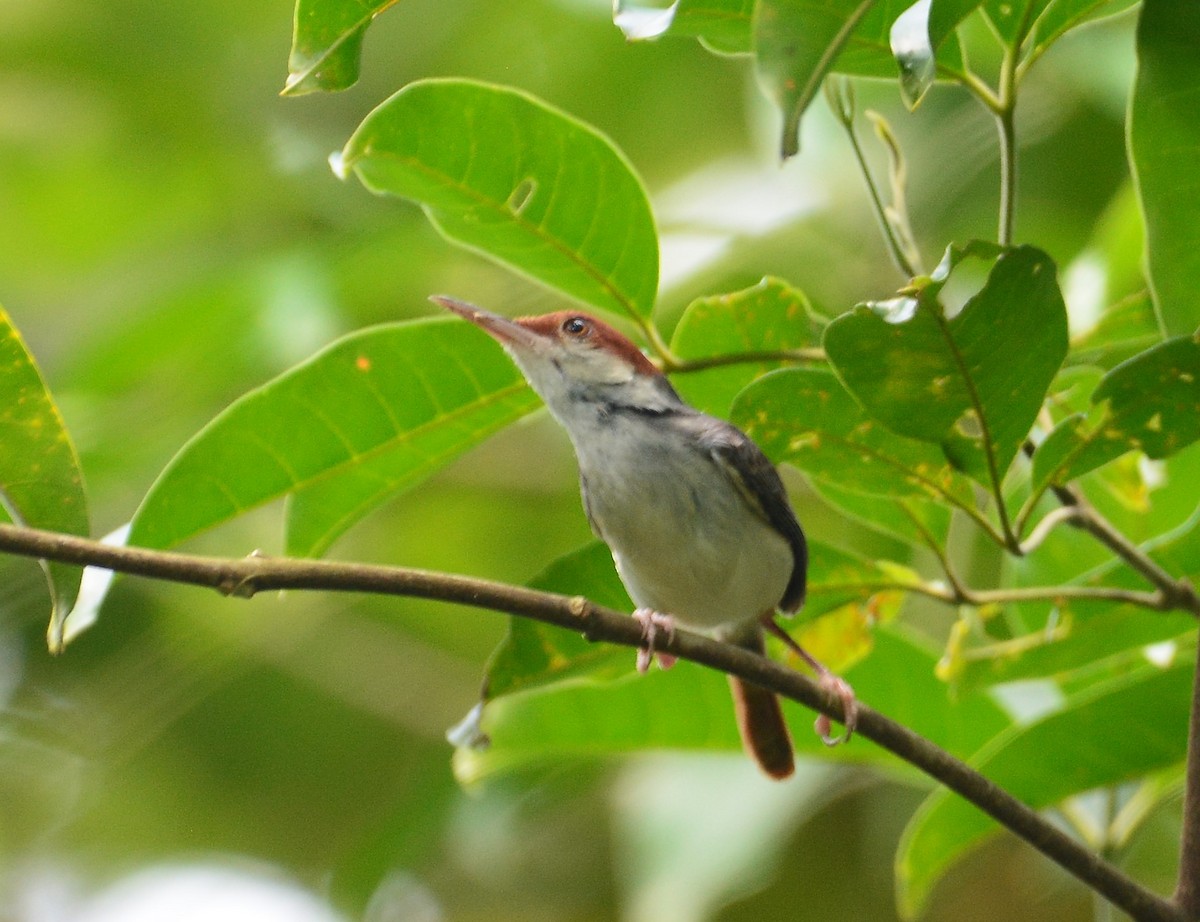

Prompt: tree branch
[
  {"left": 815, "top": 579, "right": 1176, "bottom": 612},
  {"left": 1048, "top": 483, "right": 1200, "bottom": 617},
  {"left": 0, "top": 521, "right": 1185, "bottom": 921}
]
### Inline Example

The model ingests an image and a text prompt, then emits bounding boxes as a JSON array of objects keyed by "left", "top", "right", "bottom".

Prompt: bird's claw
[
  {"left": 633, "top": 608, "right": 677, "bottom": 673},
  {"left": 814, "top": 673, "right": 858, "bottom": 746}
]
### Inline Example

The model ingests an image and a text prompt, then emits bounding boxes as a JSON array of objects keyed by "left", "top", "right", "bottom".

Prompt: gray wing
[{"left": 692, "top": 415, "right": 808, "bottom": 613}]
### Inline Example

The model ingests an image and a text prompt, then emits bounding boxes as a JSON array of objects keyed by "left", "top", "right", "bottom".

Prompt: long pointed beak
[{"left": 430, "top": 295, "right": 543, "bottom": 350}]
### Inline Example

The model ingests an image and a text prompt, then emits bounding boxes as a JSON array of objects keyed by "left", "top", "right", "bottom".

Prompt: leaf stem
[
  {"left": 660, "top": 346, "right": 826, "bottom": 374},
  {"left": 0, "top": 520, "right": 1185, "bottom": 921},
  {"left": 1048, "top": 482, "right": 1200, "bottom": 617},
  {"left": 900, "top": 499, "right": 970, "bottom": 597},
  {"left": 1018, "top": 505, "right": 1083, "bottom": 554},
  {"left": 813, "top": 578, "right": 1178, "bottom": 612},
  {"left": 636, "top": 315, "right": 681, "bottom": 367},
  {"left": 994, "top": 19, "right": 1026, "bottom": 248},
  {"left": 826, "top": 79, "right": 920, "bottom": 279},
  {"left": 930, "top": 311, "right": 1021, "bottom": 551}
]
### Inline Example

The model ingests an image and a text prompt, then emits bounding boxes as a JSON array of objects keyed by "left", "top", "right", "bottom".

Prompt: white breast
[{"left": 571, "top": 415, "right": 793, "bottom": 632}]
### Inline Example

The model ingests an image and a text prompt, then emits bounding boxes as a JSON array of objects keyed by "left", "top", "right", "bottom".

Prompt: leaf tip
[{"left": 328, "top": 149, "right": 352, "bottom": 181}]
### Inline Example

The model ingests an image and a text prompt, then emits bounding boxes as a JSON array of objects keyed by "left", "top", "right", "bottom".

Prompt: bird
[{"left": 433, "top": 295, "right": 857, "bottom": 779}]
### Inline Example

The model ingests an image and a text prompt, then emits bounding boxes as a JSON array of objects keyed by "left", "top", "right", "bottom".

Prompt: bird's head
[{"left": 432, "top": 295, "right": 679, "bottom": 418}]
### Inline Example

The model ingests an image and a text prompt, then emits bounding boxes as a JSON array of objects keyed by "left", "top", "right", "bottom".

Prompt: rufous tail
[{"left": 729, "top": 674, "right": 794, "bottom": 779}]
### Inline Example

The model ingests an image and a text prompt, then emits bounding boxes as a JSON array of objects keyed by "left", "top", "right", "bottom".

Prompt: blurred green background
[{"left": 0, "top": 0, "right": 1171, "bottom": 919}]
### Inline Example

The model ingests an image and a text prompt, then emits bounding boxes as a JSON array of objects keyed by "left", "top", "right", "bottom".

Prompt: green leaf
[
  {"left": 824, "top": 243, "right": 1069, "bottom": 488},
  {"left": 956, "top": 608, "right": 1195, "bottom": 692},
  {"left": 896, "top": 650, "right": 1193, "bottom": 919},
  {"left": 955, "top": 504, "right": 1200, "bottom": 688},
  {"left": 128, "top": 318, "right": 539, "bottom": 555},
  {"left": 670, "top": 276, "right": 825, "bottom": 416},
  {"left": 614, "top": 0, "right": 755, "bottom": 54},
  {"left": 734, "top": 367, "right": 977, "bottom": 507},
  {"left": 754, "top": 0, "right": 881, "bottom": 158},
  {"left": 1032, "top": 334, "right": 1200, "bottom": 491},
  {"left": 808, "top": 479, "right": 952, "bottom": 549},
  {"left": 282, "top": 0, "right": 398, "bottom": 96},
  {"left": 1024, "top": 0, "right": 1139, "bottom": 65},
  {"left": 455, "top": 624, "right": 1011, "bottom": 784},
  {"left": 339, "top": 79, "right": 660, "bottom": 321},
  {"left": 981, "top": 0, "right": 1043, "bottom": 46},
  {"left": 1068, "top": 293, "right": 1160, "bottom": 371},
  {"left": 1129, "top": 0, "right": 1200, "bottom": 336},
  {"left": 0, "top": 306, "right": 90, "bottom": 652},
  {"left": 928, "top": 0, "right": 982, "bottom": 46},
  {"left": 485, "top": 543, "right": 633, "bottom": 701}
]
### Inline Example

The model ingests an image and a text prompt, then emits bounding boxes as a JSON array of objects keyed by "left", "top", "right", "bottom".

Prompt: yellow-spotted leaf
[{"left": 128, "top": 318, "right": 539, "bottom": 556}]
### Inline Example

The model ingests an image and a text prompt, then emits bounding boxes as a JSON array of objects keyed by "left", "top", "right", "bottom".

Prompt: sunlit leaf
[
  {"left": 614, "top": 0, "right": 755, "bottom": 54},
  {"left": 754, "top": 0, "right": 881, "bottom": 158},
  {"left": 1068, "top": 294, "right": 1159, "bottom": 371},
  {"left": 1032, "top": 334, "right": 1200, "bottom": 492},
  {"left": 890, "top": 0, "right": 937, "bottom": 106},
  {"left": 670, "top": 276, "right": 825, "bottom": 417},
  {"left": 0, "top": 305, "right": 90, "bottom": 653},
  {"left": 825, "top": 243, "right": 1069, "bottom": 489},
  {"left": 282, "top": 0, "right": 398, "bottom": 96},
  {"left": 340, "top": 79, "right": 659, "bottom": 321},
  {"left": 128, "top": 319, "right": 539, "bottom": 555},
  {"left": 889, "top": 0, "right": 978, "bottom": 106},
  {"left": 896, "top": 650, "right": 1193, "bottom": 919},
  {"left": 1129, "top": 0, "right": 1200, "bottom": 337}
]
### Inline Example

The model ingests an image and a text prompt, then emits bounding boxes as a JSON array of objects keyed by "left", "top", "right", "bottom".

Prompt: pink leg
[
  {"left": 632, "top": 608, "right": 677, "bottom": 673},
  {"left": 761, "top": 615, "right": 858, "bottom": 746}
]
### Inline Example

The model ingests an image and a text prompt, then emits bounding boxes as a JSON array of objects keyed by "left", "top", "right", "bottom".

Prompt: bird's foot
[
  {"left": 813, "top": 672, "right": 857, "bottom": 746},
  {"left": 760, "top": 614, "right": 858, "bottom": 746},
  {"left": 632, "top": 608, "right": 677, "bottom": 674}
]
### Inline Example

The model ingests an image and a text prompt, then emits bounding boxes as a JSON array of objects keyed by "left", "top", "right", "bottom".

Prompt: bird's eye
[{"left": 562, "top": 316, "right": 589, "bottom": 336}]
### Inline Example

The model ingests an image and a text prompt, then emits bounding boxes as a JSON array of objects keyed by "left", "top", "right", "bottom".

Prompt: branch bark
[{"left": 0, "top": 521, "right": 1186, "bottom": 922}]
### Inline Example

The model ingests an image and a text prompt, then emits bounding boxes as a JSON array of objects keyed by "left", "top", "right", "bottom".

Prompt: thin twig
[
  {"left": 1019, "top": 505, "right": 1084, "bottom": 554},
  {"left": 994, "top": 18, "right": 1026, "bottom": 249},
  {"left": 826, "top": 79, "right": 918, "bottom": 280},
  {"left": 817, "top": 577, "right": 1176, "bottom": 612},
  {"left": 899, "top": 500, "right": 969, "bottom": 598},
  {"left": 0, "top": 522, "right": 1183, "bottom": 921},
  {"left": 1048, "top": 483, "right": 1200, "bottom": 616},
  {"left": 659, "top": 346, "right": 826, "bottom": 375}
]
